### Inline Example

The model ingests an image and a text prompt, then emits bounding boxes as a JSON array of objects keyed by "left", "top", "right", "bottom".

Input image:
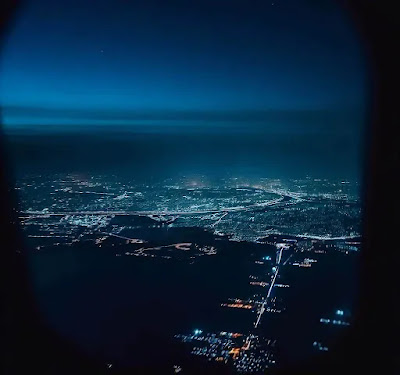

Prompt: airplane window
[{"left": 1, "top": 0, "right": 367, "bottom": 373}]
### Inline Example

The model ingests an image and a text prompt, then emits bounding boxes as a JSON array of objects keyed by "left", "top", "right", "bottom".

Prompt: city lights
[{"left": 17, "top": 173, "right": 359, "bottom": 372}]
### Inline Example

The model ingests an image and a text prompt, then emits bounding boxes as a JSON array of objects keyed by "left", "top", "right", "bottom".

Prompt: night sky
[{"left": 1, "top": 0, "right": 367, "bottom": 129}]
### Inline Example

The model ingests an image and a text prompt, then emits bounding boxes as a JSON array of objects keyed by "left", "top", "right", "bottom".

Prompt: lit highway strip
[
  {"left": 254, "top": 246, "right": 284, "bottom": 329},
  {"left": 282, "top": 253, "right": 294, "bottom": 266},
  {"left": 211, "top": 212, "right": 228, "bottom": 228},
  {"left": 18, "top": 197, "right": 285, "bottom": 218}
]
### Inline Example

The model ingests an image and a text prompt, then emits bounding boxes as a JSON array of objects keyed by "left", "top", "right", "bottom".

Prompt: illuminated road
[
  {"left": 19, "top": 197, "right": 285, "bottom": 218},
  {"left": 98, "top": 231, "right": 144, "bottom": 242},
  {"left": 254, "top": 246, "right": 284, "bottom": 329},
  {"left": 291, "top": 234, "right": 360, "bottom": 241},
  {"left": 282, "top": 252, "right": 294, "bottom": 266},
  {"left": 211, "top": 212, "right": 228, "bottom": 228}
]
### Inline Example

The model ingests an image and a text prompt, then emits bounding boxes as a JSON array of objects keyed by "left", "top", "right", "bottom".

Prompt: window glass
[{"left": 2, "top": 0, "right": 366, "bottom": 372}]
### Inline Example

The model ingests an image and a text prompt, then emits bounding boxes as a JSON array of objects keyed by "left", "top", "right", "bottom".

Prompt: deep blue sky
[{"left": 1, "top": 0, "right": 367, "bottom": 128}]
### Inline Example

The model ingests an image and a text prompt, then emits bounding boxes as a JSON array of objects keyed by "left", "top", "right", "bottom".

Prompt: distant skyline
[{"left": 1, "top": 0, "right": 367, "bottom": 129}]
